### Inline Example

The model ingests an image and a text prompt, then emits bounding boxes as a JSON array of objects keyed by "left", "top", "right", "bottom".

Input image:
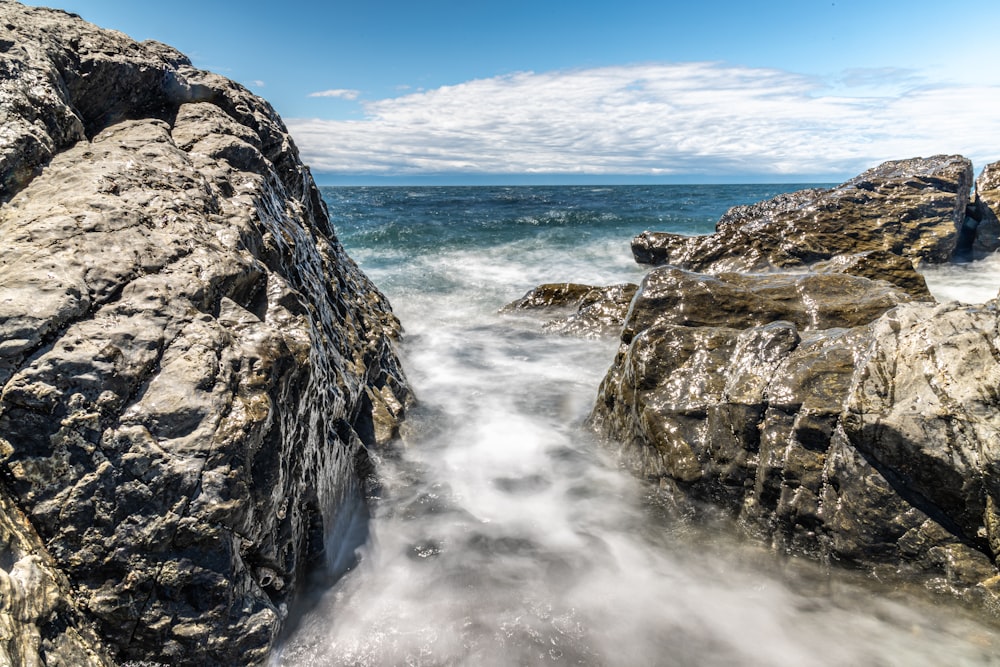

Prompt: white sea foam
[
  {"left": 274, "top": 227, "right": 1000, "bottom": 666},
  {"left": 922, "top": 253, "right": 1000, "bottom": 304}
]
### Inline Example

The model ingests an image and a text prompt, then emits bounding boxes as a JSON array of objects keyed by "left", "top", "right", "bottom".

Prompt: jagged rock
[
  {"left": 590, "top": 262, "right": 1000, "bottom": 604},
  {"left": 632, "top": 155, "right": 974, "bottom": 273},
  {"left": 0, "top": 4, "right": 409, "bottom": 665},
  {"left": 501, "top": 282, "right": 638, "bottom": 337}
]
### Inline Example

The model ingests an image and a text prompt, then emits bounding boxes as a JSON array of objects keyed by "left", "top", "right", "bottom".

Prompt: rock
[
  {"left": 501, "top": 282, "right": 638, "bottom": 337},
  {"left": 968, "top": 161, "right": 1000, "bottom": 258},
  {"left": 619, "top": 267, "right": 916, "bottom": 338},
  {"left": 0, "top": 486, "right": 114, "bottom": 666},
  {"left": 810, "top": 250, "right": 932, "bottom": 301},
  {"left": 0, "top": 3, "right": 409, "bottom": 665},
  {"left": 632, "top": 155, "right": 974, "bottom": 272},
  {"left": 590, "top": 261, "right": 1000, "bottom": 603}
]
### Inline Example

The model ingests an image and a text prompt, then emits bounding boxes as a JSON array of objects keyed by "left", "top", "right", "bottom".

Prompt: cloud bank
[{"left": 288, "top": 63, "right": 1000, "bottom": 179}]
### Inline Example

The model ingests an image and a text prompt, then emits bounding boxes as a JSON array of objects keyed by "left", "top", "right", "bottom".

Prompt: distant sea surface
[{"left": 273, "top": 185, "right": 1000, "bottom": 666}]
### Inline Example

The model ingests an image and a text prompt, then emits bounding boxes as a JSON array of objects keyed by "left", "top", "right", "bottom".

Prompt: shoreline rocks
[
  {"left": 0, "top": 3, "right": 409, "bottom": 665},
  {"left": 632, "top": 155, "right": 976, "bottom": 274},
  {"left": 518, "top": 155, "right": 1000, "bottom": 609},
  {"left": 501, "top": 282, "right": 638, "bottom": 337}
]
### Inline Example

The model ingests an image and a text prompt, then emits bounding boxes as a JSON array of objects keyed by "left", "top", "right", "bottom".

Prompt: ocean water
[{"left": 273, "top": 185, "right": 1000, "bottom": 666}]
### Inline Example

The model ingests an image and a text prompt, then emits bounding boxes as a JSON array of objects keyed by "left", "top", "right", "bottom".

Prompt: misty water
[{"left": 273, "top": 186, "right": 1000, "bottom": 666}]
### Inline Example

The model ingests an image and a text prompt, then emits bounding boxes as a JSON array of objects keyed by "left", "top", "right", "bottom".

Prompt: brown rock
[
  {"left": 969, "top": 160, "right": 1000, "bottom": 258},
  {"left": 502, "top": 282, "right": 638, "bottom": 337},
  {"left": 591, "top": 261, "right": 1000, "bottom": 604},
  {"left": 632, "top": 155, "right": 974, "bottom": 272},
  {"left": 620, "top": 266, "right": 915, "bottom": 338}
]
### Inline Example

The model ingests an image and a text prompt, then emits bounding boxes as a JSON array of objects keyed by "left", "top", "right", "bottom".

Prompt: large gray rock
[
  {"left": 590, "top": 265, "right": 1000, "bottom": 605},
  {"left": 618, "top": 267, "right": 916, "bottom": 337},
  {"left": 632, "top": 155, "right": 974, "bottom": 273},
  {"left": 0, "top": 3, "right": 409, "bottom": 665}
]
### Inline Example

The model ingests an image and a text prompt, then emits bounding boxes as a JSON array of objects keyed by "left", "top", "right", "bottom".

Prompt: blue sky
[{"left": 26, "top": 0, "right": 1000, "bottom": 184}]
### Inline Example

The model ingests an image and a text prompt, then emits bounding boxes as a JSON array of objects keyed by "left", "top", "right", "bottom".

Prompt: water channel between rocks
[{"left": 274, "top": 186, "right": 1000, "bottom": 666}]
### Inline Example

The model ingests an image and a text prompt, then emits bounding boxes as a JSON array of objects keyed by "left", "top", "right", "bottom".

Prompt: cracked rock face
[
  {"left": 632, "top": 155, "right": 976, "bottom": 273},
  {"left": 0, "top": 4, "right": 408, "bottom": 665}
]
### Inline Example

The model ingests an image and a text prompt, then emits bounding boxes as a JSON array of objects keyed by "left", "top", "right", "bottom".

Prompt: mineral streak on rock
[
  {"left": 0, "top": 3, "right": 409, "bottom": 665},
  {"left": 632, "top": 155, "right": 975, "bottom": 273}
]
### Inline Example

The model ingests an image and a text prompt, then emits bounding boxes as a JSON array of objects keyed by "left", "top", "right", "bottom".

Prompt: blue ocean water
[
  {"left": 323, "top": 184, "right": 810, "bottom": 271},
  {"left": 273, "top": 185, "right": 1000, "bottom": 666}
]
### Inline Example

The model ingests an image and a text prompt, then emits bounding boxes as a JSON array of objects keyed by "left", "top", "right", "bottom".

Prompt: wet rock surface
[
  {"left": 591, "top": 284, "right": 1000, "bottom": 603},
  {"left": 619, "top": 267, "right": 916, "bottom": 336},
  {"left": 585, "top": 155, "right": 1000, "bottom": 606},
  {"left": 501, "top": 282, "right": 638, "bottom": 337},
  {"left": 632, "top": 155, "right": 975, "bottom": 271},
  {"left": 970, "top": 160, "right": 1000, "bottom": 259},
  {"left": 0, "top": 4, "right": 408, "bottom": 665}
]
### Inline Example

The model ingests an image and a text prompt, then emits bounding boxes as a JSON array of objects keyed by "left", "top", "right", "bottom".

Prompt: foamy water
[
  {"left": 273, "top": 187, "right": 1000, "bottom": 666},
  {"left": 923, "top": 253, "right": 1000, "bottom": 304}
]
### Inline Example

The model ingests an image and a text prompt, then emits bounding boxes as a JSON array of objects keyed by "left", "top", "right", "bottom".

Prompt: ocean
[{"left": 273, "top": 185, "right": 1000, "bottom": 666}]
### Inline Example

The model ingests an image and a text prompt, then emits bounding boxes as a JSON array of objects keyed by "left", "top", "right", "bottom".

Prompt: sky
[{"left": 22, "top": 0, "right": 1000, "bottom": 184}]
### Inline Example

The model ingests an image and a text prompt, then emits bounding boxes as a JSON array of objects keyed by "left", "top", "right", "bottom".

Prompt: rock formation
[
  {"left": 0, "top": 3, "right": 408, "bottom": 665},
  {"left": 583, "top": 157, "right": 1000, "bottom": 606},
  {"left": 590, "top": 272, "right": 1000, "bottom": 601},
  {"left": 501, "top": 282, "right": 638, "bottom": 337},
  {"left": 632, "top": 155, "right": 977, "bottom": 277}
]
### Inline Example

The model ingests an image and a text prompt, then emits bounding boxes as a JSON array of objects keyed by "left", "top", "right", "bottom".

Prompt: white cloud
[
  {"left": 287, "top": 63, "right": 1000, "bottom": 178},
  {"left": 251, "top": 80, "right": 266, "bottom": 88},
  {"left": 308, "top": 88, "right": 361, "bottom": 100}
]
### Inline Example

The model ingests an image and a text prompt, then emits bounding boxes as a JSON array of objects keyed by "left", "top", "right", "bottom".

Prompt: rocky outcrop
[
  {"left": 501, "top": 282, "right": 638, "bottom": 337},
  {"left": 809, "top": 250, "right": 932, "bottom": 300},
  {"left": 0, "top": 4, "right": 408, "bottom": 665},
  {"left": 617, "top": 268, "right": 917, "bottom": 335},
  {"left": 632, "top": 156, "right": 975, "bottom": 274},
  {"left": 590, "top": 271, "right": 1000, "bottom": 603},
  {"left": 585, "top": 155, "right": 1000, "bottom": 606},
  {"left": 1, "top": 485, "right": 114, "bottom": 667}
]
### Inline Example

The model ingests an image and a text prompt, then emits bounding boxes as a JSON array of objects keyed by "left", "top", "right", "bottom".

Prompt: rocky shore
[
  {"left": 511, "top": 154, "right": 1000, "bottom": 609},
  {"left": 6, "top": 2, "right": 1000, "bottom": 664},
  {"left": 0, "top": 3, "right": 409, "bottom": 665}
]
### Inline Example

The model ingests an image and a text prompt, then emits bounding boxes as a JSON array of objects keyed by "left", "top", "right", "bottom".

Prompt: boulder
[
  {"left": 0, "top": 3, "right": 409, "bottom": 665},
  {"left": 590, "top": 263, "right": 1000, "bottom": 604},
  {"left": 632, "top": 155, "right": 974, "bottom": 273},
  {"left": 501, "top": 282, "right": 638, "bottom": 337},
  {"left": 0, "top": 486, "right": 114, "bottom": 666},
  {"left": 810, "top": 250, "right": 932, "bottom": 300},
  {"left": 619, "top": 267, "right": 916, "bottom": 337}
]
